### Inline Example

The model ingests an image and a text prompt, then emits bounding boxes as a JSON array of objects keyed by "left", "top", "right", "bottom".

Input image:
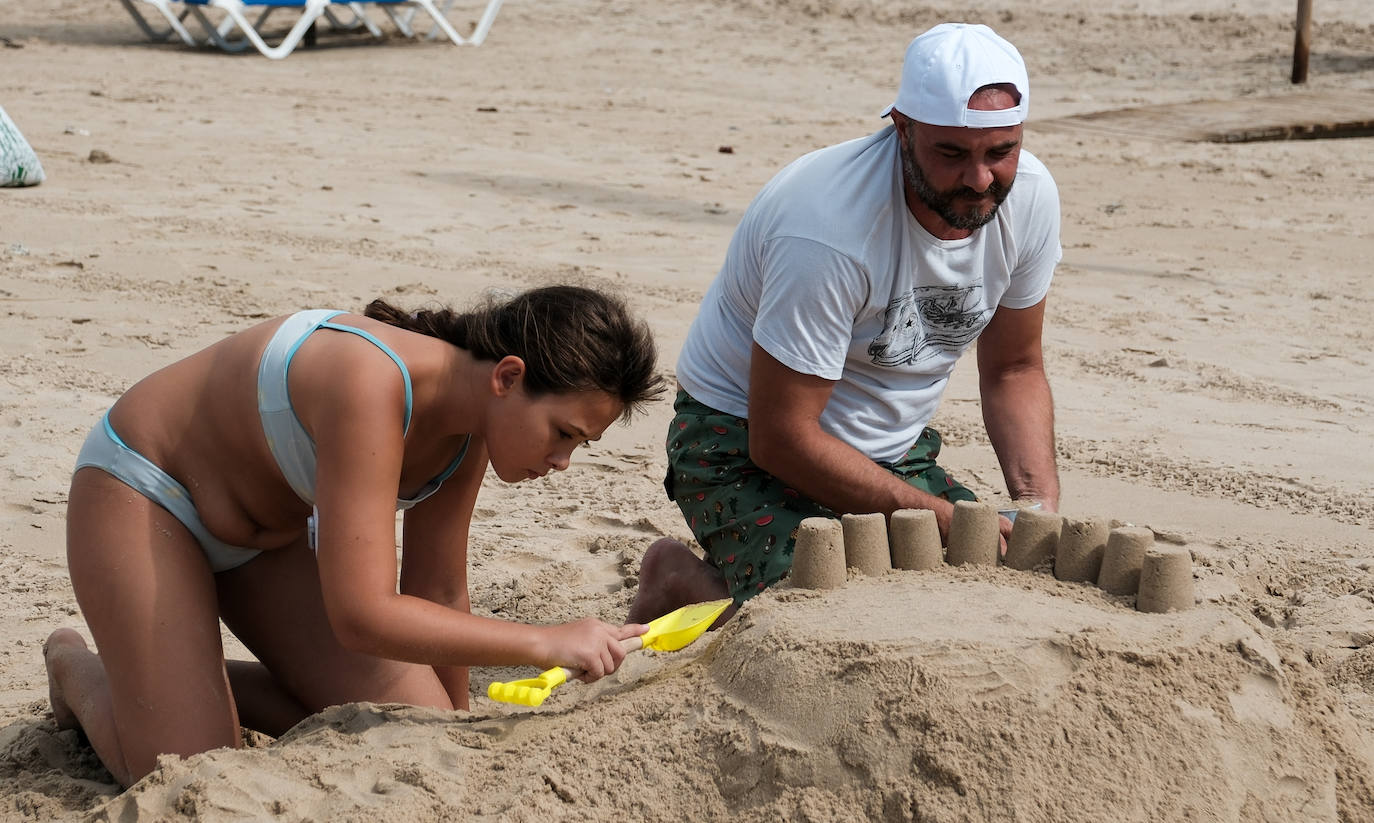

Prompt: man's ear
[
  {"left": 490, "top": 355, "right": 526, "bottom": 397},
  {"left": 890, "top": 110, "right": 912, "bottom": 148}
]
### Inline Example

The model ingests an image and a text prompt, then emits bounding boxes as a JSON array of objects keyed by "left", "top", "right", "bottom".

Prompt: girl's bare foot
[{"left": 43, "top": 628, "right": 89, "bottom": 731}]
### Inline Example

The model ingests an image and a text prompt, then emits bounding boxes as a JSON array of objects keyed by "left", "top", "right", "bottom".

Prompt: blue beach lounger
[{"left": 180, "top": 0, "right": 329, "bottom": 59}]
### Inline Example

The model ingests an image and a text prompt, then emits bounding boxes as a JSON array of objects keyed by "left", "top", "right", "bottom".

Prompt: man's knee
[{"left": 698, "top": 506, "right": 818, "bottom": 602}]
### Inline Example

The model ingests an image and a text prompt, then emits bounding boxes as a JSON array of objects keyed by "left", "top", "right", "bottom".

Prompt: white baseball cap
[{"left": 880, "top": 23, "right": 1029, "bottom": 127}]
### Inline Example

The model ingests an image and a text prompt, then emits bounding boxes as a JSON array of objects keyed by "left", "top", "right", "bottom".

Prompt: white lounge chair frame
[
  {"left": 117, "top": 0, "right": 325, "bottom": 50},
  {"left": 390, "top": 0, "right": 504, "bottom": 45},
  {"left": 116, "top": 0, "right": 199, "bottom": 45},
  {"left": 115, "top": 0, "right": 504, "bottom": 57},
  {"left": 182, "top": 0, "right": 334, "bottom": 58}
]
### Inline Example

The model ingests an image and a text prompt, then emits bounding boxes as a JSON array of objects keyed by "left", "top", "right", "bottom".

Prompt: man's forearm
[
  {"left": 980, "top": 366, "right": 1060, "bottom": 510},
  {"left": 751, "top": 426, "right": 957, "bottom": 531}
]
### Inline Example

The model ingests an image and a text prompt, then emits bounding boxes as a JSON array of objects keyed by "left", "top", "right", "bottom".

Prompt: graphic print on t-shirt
[{"left": 867, "top": 285, "right": 993, "bottom": 367}]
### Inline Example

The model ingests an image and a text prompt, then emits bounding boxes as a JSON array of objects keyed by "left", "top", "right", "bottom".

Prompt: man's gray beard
[{"left": 900, "top": 134, "right": 1012, "bottom": 232}]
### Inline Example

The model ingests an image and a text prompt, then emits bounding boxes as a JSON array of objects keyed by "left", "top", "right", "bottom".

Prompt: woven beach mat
[{"left": 1028, "top": 89, "right": 1374, "bottom": 143}]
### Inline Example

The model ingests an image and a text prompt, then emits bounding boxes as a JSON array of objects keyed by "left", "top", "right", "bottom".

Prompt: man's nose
[{"left": 962, "top": 162, "right": 995, "bottom": 193}]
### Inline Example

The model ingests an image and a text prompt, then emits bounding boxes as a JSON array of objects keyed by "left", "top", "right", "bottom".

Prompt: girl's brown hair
[{"left": 365, "top": 285, "right": 665, "bottom": 420}]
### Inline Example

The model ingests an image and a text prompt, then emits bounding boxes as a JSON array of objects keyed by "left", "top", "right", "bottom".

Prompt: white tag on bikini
[{"left": 307, "top": 506, "right": 319, "bottom": 553}]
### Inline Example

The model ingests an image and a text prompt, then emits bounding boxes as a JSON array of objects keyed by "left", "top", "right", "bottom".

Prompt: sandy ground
[{"left": 2, "top": 0, "right": 1374, "bottom": 819}]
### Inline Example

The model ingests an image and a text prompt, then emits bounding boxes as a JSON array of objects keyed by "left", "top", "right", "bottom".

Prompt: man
[{"left": 631, "top": 23, "right": 1061, "bottom": 624}]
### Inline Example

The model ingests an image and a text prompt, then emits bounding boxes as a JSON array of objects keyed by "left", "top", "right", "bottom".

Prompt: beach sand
[{"left": 2, "top": 0, "right": 1374, "bottom": 819}]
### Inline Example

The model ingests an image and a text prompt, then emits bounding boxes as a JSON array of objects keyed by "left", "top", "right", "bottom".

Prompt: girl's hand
[{"left": 539, "top": 619, "right": 649, "bottom": 682}]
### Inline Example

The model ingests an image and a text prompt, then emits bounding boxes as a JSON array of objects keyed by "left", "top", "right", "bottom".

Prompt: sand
[{"left": 2, "top": 0, "right": 1374, "bottom": 820}]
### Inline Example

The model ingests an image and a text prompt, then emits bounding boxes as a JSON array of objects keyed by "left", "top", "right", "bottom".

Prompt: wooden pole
[{"left": 1292, "top": 0, "right": 1313, "bottom": 83}]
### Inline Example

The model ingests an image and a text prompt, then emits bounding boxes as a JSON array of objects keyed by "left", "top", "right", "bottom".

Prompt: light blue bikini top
[{"left": 257, "top": 309, "right": 470, "bottom": 510}]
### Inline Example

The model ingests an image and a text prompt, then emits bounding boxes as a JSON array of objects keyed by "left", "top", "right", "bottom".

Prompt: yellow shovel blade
[{"left": 640, "top": 598, "right": 732, "bottom": 651}]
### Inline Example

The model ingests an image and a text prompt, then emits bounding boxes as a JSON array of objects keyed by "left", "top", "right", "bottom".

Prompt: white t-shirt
[{"left": 677, "top": 125, "right": 1062, "bottom": 464}]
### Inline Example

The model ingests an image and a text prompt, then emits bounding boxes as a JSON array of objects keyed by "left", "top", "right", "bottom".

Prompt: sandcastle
[
  {"left": 1097, "top": 526, "right": 1153, "bottom": 596},
  {"left": 788, "top": 506, "right": 1195, "bottom": 613},
  {"left": 889, "top": 508, "right": 942, "bottom": 571},
  {"left": 1055, "top": 516, "right": 1109, "bottom": 583},
  {"left": 945, "top": 501, "right": 1000, "bottom": 567},
  {"left": 1003, "top": 508, "right": 1063, "bottom": 571},
  {"left": 840, "top": 512, "right": 892, "bottom": 576},
  {"left": 790, "top": 517, "right": 847, "bottom": 589},
  {"left": 1136, "top": 545, "right": 1196, "bottom": 613}
]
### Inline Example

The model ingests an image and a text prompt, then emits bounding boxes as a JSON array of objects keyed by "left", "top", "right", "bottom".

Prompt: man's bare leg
[
  {"left": 43, "top": 628, "right": 132, "bottom": 786},
  {"left": 629, "top": 538, "right": 738, "bottom": 626}
]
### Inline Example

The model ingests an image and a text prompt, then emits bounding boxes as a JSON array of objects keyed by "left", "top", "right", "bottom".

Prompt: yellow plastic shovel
[{"left": 486, "top": 598, "right": 732, "bottom": 707}]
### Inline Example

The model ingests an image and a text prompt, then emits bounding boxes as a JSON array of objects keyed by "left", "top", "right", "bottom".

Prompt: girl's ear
[{"left": 490, "top": 355, "right": 526, "bottom": 396}]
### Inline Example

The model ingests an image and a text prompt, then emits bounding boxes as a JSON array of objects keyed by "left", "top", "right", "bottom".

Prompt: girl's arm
[
  {"left": 303, "top": 345, "right": 641, "bottom": 680},
  {"left": 397, "top": 437, "right": 489, "bottom": 710}
]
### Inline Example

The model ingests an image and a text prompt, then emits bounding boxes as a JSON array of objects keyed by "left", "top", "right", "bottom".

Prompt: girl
[{"left": 42, "top": 285, "right": 665, "bottom": 787}]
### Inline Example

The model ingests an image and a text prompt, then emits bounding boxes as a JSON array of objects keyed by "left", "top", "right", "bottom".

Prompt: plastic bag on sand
[{"left": 0, "top": 105, "right": 45, "bottom": 187}]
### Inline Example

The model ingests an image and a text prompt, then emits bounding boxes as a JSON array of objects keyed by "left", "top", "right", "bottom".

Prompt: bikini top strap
[
  {"left": 397, "top": 434, "right": 473, "bottom": 508},
  {"left": 431, "top": 434, "right": 472, "bottom": 485},
  {"left": 317, "top": 320, "right": 415, "bottom": 435}
]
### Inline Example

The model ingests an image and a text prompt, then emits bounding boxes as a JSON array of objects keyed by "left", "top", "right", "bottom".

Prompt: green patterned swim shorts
[{"left": 663, "top": 390, "right": 977, "bottom": 603}]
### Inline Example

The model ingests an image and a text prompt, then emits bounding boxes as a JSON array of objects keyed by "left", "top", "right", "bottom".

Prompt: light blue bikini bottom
[{"left": 74, "top": 413, "right": 263, "bottom": 573}]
